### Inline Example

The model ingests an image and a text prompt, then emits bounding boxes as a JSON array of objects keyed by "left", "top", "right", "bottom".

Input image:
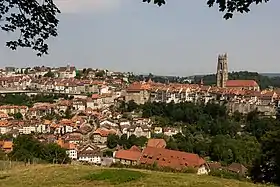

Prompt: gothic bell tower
[{"left": 216, "top": 53, "right": 228, "bottom": 88}]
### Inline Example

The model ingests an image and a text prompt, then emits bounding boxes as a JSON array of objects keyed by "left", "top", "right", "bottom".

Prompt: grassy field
[{"left": 0, "top": 164, "right": 269, "bottom": 187}]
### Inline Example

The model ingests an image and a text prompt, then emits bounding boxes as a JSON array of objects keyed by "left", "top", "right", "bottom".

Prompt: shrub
[{"left": 209, "top": 169, "right": 246, "bottom": 181}]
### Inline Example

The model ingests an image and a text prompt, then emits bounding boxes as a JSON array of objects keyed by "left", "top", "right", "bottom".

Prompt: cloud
[{"left": 54, "top": 0, "right": 121, "bottom": 13}]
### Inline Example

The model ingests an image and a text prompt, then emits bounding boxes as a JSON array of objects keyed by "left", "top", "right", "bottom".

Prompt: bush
[{"left": 209, "top": 169, "right": 246, "bottom": 181}]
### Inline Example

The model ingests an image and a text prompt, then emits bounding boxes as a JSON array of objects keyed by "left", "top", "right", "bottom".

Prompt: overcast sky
[{"left": 0, "top": 0, "right": 279, "bottom": 76}]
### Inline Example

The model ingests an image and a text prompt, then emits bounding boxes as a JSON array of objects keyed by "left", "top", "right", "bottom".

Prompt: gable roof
[
  {"left": 139, "top": 147, "right": 205, "bottom": 169},
  {"left": 147, "top": 139, "right": 166, "bottom": 148},
  {"left": 226, "top": 80, "right": 259, "bottom": 88},
  {"left": 114, "top": 149, "right": 141, "bottom": 161},
  {"left": 129, "top": 145, "right": 141, "bottom": 152},
  {"left": 227, "top": 163, "right": 248, "bottom": 175}
]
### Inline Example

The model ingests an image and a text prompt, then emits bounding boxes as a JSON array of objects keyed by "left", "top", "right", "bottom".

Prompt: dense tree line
[
  {"left": 107, "top": 134, "right": 148, "bottom": 149},
  {"left": 194, "top": 71, "right": 280, "bottom": 89},
  {"left": 122, "top": 100, "right": 280, "bottom": 185},
  {"left": 0, "top": 94, "right": 74, "bottom": 107},
  {"left": 8, "top": 135, "right": 70, "bottom": 164}
]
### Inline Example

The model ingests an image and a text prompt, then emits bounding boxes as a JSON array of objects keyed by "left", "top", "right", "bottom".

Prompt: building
[
  {"left": 216, "top": 53, "right": 260, "bottom": 91},
  {"left": 226, "top": 80, "right": 260, "bottom": 91},
  {"left": 78, "top": 145, "right": 102, "bottom": 164},
  {"left": 216, "top": 53, "right": 228, "bottom": 88},
  {"left": 147, "top": 139, "right": 166, "bottom": 148},
  {"left": 125, "top": 82, "right": 150, "bottom": 104},
  {"left": 58, "top": 65, "right": 76, "bottom": 78},
  {"left": 139, "top": 147, "right": 209, "bottom": 175},
  {"left": 114, "top": 146, "right": 142, "bottom": 166}
]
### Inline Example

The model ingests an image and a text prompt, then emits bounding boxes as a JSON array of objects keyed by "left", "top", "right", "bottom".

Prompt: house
[
  {"left": 153, "top": 127, "right": 163, "bottom": 134},
  {"left": 139, "top": 147, "right": 209, "bottom": 175},
  {"left": 78, "top": 144, "right": 102, "bottom": 164},
  {"left": 163, "top": 127, "right": 181, "bottom": 137},
  {"left": 92, "top": 128, "right": 116, "bottom": 144},
  {"left": 114, "top": 146, "right": 142, "bottom": 166},
  {"left": 0, "top": 120, "right": 11, "bottom": 134},
  {"left": 125, "top": 82, "right": 150, "bottom": 104},
  {"left": 57, "top": 139, "right": 78, "bottom": 160},
  {"left": 0, "top": 105, "right": 28, "bottom": 115},
  {"left": 227, "top": 163, "right": 248, "bottom": 176},
  {"left": 127, "top": 125, "right": 151, "bottom": 139},
  {"left": 58, "top": 65, "right": 76, "bottom": 78},
  {"left": 147, "top": 139, "right": 166, "bottom": 148},
  {"left": 72, "top": 98, "right": 86, "bottom": 111},
  {"left": 208, "top": 162, "right": 223, "bottom": 171},
  {"left": 259, "top": 91, "right": 277, "bottom": 105},
  {"left": 65, "top": 143, "right": 78, "bottom": 160},
  {"left": 1, "top": 140, "right": 13, "bottom": 153}
]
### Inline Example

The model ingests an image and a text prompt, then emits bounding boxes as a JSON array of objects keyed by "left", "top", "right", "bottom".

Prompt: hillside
[{"left": 0, "top": 164, "right": 268, "bottom": 187}]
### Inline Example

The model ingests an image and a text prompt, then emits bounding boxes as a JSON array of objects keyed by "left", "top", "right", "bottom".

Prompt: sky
[{"left": 0, "top": 0, "right": 279, "bottom": 76}]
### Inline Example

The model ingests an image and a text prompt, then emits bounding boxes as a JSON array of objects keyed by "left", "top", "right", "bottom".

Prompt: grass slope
[{"left": 0, "top": 164, "right": 268, "bottom": 187}]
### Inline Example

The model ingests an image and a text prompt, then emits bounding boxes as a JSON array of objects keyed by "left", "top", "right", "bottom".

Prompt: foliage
[
  {"left": 143, "top": 0, "right": 270, "bottom": 19},
  {"left": 0, "top": 149, "right": 7, "bottom": 161},
  {"left": 107, "top": 134, "right": 120, "bottom": 149},
  {"left": 63, "top": 107, "right": 73, "bottom": 119},
  {"left": 209, "top": 169, "right": 245, "bottom": 181},
  {"left": 0, "top": 93, "right": 69, "bottom": 107},
  {"left": 83, "top": 169, "right": 146, "bottom": 184},
  {"left": 13, "top": 112, "right": 23, "bottom": 120},
  {"left": 109, "top": 134, "right": 148, "bottom": 149},
  {"left": 41, "top": 143, "right": 70, "bottom": 164},
  {"left": 43, "top": 71, "right": 55, "bottom": 78},
  {"left": 250, "top": 130, "right": 280, "bottom": 185},
  {"left": 95, "top": 71, "right": 105, "bottom": 78},
  {"left": 0, "top": 0, "right": 60, "bottom": 56},
  {"left": 9, "top": 134, "right": 70, "bottom": 164},
  {"left": 103, "top": 150, "right": 113, "bottom": 157}
]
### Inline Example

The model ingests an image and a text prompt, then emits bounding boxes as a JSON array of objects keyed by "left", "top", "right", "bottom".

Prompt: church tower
[{"left": 216, "top": 53, "right": 228, "bottom": 88}]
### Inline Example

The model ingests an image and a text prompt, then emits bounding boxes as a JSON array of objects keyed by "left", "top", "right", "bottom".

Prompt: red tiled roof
[
  {"left": 115, "top": 149, "right": 141, "bottom": 161},
  {"left": 147, "top": 139, "right": 166, "bottom": 148},
  {"left": 139, "top": 147, "right": 205, "bottom": 169},
  {"left": 226, "top": 80, "right": 259, "bottom": 88},
  {"left": 129, "top": 145, "right": 141, "bottom": 152}
]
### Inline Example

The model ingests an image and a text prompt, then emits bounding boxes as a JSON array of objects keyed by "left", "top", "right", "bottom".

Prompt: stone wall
[{"left": 227, "top": 102, "right": 277, "bottom": 117}]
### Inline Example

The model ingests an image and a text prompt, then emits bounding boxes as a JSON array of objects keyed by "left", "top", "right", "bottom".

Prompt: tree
[
  {"left": 0, "top": 0, "right": 60, "bottom": 56},
  {"left": 143, "top": 0, "right": 270, "bottom": 19},
  {"left": 250, "top": 130, "right": 280, "bottom": 185},
  {"left": 42, "top": 143, "right": 70, "bottom": 164},
  {"left": 0, "top": 149, "right": 7, "bottom": 160},
  {"left": 9, "top": 134, "right": 70, "bottom": 164},
  {"left": 107, "top": 134, "right": 120, "bottom": 149},
  {"left": 43, "top": 70, "right": 55, "bottom": 78},
  {"left": 13, "top": 112, "right": 23, "bottom": 120},
  {"left": 9, "top": 134, "right": 43, "bottom": 163},
  {"left": 1, "top": 1, "right": 269, "bottom": 55}
]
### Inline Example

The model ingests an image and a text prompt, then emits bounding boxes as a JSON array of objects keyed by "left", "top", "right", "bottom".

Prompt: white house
[{"left": 78, "top": 145, "right": 102, "bottom": 165}]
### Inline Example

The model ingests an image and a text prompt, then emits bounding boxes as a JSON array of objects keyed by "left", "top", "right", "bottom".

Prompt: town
[{"left": 0, "top": 53, "right": 279, "bottom": 180}]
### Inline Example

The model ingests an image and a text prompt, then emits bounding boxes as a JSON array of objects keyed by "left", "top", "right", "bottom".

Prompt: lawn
[{"left": 0, "top": 164, "right": 269, "bottom": 187}]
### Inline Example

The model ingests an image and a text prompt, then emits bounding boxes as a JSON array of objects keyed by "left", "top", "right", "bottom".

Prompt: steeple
[{"left": 216, "top": 53, "right": 228, "bottom": 88}]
